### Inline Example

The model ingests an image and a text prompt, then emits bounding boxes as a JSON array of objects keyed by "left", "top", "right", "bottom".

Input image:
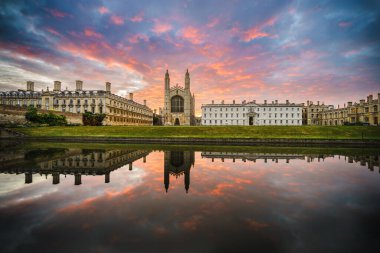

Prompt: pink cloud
[
  {"left": 84, "top": 28, "right": 104, "bottom": 39},
  {"left": 46, "top": 27, "right": 61, "bottom": 37},
  {"left": 152, "top": 21, "right": 172, "bottom": 34},
  {"left": 110, "top": 15, "right": 124, "bottom": 25},
  {"left": 130, "top": 12, "right": 144, "bottom": 23},
  {"left": 45, "top": 8, "right": 71, "bottom": 18},
  {"left": 98, "top": 6, "right": 109, "bottom": 15},
  {"left": 180, "top": 26, "right": 205, "bottom": 44},
  {"left": 338, "top": 21, "right": 352, "bottom": 28},
  {"left": 128, "top": 34, "right": 149, "bottom": 44},
  {"left": 207, "top": 18, "right": 220, "bottom": 28}
]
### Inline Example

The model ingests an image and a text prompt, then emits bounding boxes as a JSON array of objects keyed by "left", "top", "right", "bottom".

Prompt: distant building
[
  {"left": 163, "top": 70, "right": 195, "bottom": 125},
  {"left": 0, "top": 80, "right": 153, "bottom": 125},
  {"left": 201, "top": 99, "right": 303, "bottom": 126},
  {"left": 153, "top": 109, "right": 163, "bottom": 125},
  {"left": 301, "top": 94, "right": 379, "bottom": 126},
  {"left": 302, "top": 100, "right": 333, "bottom": 125},
  {"left": 320, "top": 94, "right": 379, "bottom": 125}
]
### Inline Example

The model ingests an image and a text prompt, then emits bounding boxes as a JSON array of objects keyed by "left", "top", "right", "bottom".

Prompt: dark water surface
[{"left": 0, "top": 141, "right": 379, "bottom": 253}]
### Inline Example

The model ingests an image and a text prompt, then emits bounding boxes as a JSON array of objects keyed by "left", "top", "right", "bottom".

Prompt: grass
[{"left": 12, "top": 125, "right": 380, "bottom": 140}]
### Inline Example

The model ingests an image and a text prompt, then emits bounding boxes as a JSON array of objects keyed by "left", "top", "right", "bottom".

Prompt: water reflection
[
  {"left": 0, "top": 148, "right": 150, "bottom": 185},
  {"left": 0, "top": 143, "right": 379, "bottom": 253},
  {"left": 201, "top": 152, "right": 380, "bottom": 172}
]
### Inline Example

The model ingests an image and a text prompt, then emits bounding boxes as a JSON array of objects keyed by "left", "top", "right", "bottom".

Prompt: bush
[
  {"left": 83, "top": 112, "right": 106, "bottom": 126},
  {"left": 25, "top": 106, "right": 67, "bottom": 126}
]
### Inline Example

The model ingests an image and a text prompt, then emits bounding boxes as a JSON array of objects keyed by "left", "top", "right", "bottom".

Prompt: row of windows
[
  {"left": 203, "top": 107, "right": 301, "bottom": 112},
  {"left": 203, "top": 119, "right": 301, "bottom": 125},
  {"left": 203, "top": 113, "right": 301, "bottom": 118}
]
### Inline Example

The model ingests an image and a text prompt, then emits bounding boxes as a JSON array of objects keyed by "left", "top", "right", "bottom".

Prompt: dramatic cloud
[{"left": 0, "top": 0, "right": 379, "bottom": 115}]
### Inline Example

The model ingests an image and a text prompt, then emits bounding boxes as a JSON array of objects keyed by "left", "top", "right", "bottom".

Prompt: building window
[{"left": 171, "top": 95, "right": 184, "bottom": 112}]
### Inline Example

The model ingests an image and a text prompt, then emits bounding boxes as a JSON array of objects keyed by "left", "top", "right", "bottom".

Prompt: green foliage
[
  {"left": 82, "top": 112, "right": 106, "bottom": 126},
  {"left": 25, "top": 106, "right": 67, "bottom": 126}
]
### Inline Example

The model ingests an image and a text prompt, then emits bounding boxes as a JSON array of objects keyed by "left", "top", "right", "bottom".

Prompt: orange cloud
[
  {"left": 110, "top": 15, "right": 124, "bottom": 25},
  {"left": 180, "top": 26, "right": 205, "bottom": 44},
  {"left": 84, "top": 28, "right": 103, "bottom": 39},
  {"left": 240, "top": 16, "right": 277, "bottom": 42}
]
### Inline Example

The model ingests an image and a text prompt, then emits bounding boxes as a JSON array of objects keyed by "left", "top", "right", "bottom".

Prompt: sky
[{"left": 0, "top": 0, "right": 379, "bottom": 115}]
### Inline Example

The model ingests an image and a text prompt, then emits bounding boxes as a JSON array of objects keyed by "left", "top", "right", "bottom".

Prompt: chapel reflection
[
  {"left": 164, "top": 151, "right": 194, "bottom": 193},
  {"left": 0, "top": 148, "right": 150, "bottom": 185}
]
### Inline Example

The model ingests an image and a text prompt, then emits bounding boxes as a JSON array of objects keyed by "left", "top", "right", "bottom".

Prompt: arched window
[{"left": 171, "top": 95, "right": 184, "bottom": 112}]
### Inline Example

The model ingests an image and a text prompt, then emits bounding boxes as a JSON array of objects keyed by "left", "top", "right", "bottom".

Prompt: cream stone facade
[
  {"left": 163, "top": 70, "right": 195, "bottom": 125},
  {"left": 201, "top": 99, "right": 303, "bottom": 126},
  {"left": 301, "top": 94, "right": 380, "bottom": 126},
  {"left": 302, "top": 100, "right": 333, "bottom": 125},
  {"left": 320, "top": 94, "right": 380, "bottom": 126},
  {"left": 0, "top": 80, "right": 153, "bottom": 125}
]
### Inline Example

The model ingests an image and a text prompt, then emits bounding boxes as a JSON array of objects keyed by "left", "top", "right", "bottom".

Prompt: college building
[
  {"left": 201, "top": 99, "right": 303, "bottom": 126},
  {"left": 303, "top": 93, "right": 379, "bottom": 126},
  {"left": 0, "top": 80, "right": 153, "bottom": 125}
]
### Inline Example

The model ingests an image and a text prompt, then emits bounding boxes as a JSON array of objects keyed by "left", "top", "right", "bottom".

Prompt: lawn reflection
[{"left": 0, "top": 142, "right": 379, "bottom": 253}]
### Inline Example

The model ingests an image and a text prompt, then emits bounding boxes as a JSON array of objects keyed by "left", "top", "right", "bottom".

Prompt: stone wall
[{"left": 0, "top": 105, "right": 83, "bottom": 125}]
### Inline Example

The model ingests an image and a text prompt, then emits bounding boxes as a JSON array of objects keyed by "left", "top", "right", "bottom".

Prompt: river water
[{"left": 0, "top": 141, "right": 379, "bottom": 253}]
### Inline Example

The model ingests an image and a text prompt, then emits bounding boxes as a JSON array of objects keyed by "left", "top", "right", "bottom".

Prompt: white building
[{"left": 201, "top": 99, "right": 303, "bottom": 126}]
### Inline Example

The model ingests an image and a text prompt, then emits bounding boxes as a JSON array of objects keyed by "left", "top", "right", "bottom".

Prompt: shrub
[
  {"left": 25, "top": 106, "right": 67, "bottom": 126},
  {"left": 83, "top": 112, "right": 106, "bottom": 126}
]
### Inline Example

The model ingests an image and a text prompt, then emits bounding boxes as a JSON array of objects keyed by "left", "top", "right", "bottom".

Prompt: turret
[
  {"left": 185, "top": 69, "right": 190, "bottom": 90},
  {"left": 165, "top": 69, "right": 170, "bottom": 91}
]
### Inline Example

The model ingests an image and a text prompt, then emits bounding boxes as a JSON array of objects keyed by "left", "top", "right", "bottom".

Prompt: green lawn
[{"left": 12, "top": 125, "right": 380, "bottom": 140}]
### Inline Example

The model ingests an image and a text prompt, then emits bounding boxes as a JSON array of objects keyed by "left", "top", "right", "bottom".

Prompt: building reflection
[
  {"left": 0, "top": 148, "right": 150, "bottom": 185},
  {"left": 164, "top": 151, "right": 194, "bottom": 193},
  {"left": 201, "top": 152, "right": 380, "bottom": 172}
]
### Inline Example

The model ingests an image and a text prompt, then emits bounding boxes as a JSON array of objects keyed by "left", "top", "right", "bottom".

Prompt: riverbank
[{"left": 3, "top": 125, "right": 380, "bottom": 147}]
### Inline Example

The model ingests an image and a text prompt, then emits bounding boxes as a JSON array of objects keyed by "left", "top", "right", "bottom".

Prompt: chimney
[
  {"left": 347, "top": 102, "right": 352, "bottom": 106},
  {"left": 360, "top": 99, "right": 365, "bottom": 105},
  {"left": 317, "top": 101, "right": 320, "bottom": 106},
  {"left": 129, "top": 92, "right": 134, "bottom": 101},
  {"left": 233, "top": 100, "right": 235, "bottom": 104},
  {"left": 143, "top": 99, "right": 146, "bottom": 106},
  {"left": 264, "top": 100, "right": 267, "bottom": 104},
  {"left": 26, "top": 81, "right": 34, "bottom": 91},
  {"left": 212, "top": 100, "right": 214, "bottom": 104},
  {"left": 307, "top": 100, "right": 310, "bottom": 106},
  {"left": 53, "top": 81, "right": 61, "bottom": 91},
  {"left": 286, "top": 100, "right": 289, "bottom": 104},
  {"left": 378, "top": 93, "right": 380, "bottom": 101},
  {"left": 106, "top": 82, "right": 111, "bottom": 93},
  {"left": 368, "top": 95, "right": 373, "bottom": 103},
  {"left": 76, "top": 80, "right": 83, "bottom": 91},
  {"left": 221, "top": 100, "right": 224, "bottom": 104},
  {"left": 253, "top": 100, "right": 256, "bottom": 104},
  {"left": 275, "top": 100, "right": 278, "bottom": 104}
]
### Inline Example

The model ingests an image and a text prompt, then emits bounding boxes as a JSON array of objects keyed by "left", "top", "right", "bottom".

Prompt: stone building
[
  {"left": 318, "top": 94, "right": 379, "bottom": 126},
  {"left": 0, "top": 80, "right": 153, "bottom": 125},
  {"left": 302, "top": 100, "right": 333, "bottom": 125},
  {"left": 201, "top": 99, "right": 303, "bottom": 126},
  {"left": 163, "top": 70, "right": 195, "bottom": 125}
]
